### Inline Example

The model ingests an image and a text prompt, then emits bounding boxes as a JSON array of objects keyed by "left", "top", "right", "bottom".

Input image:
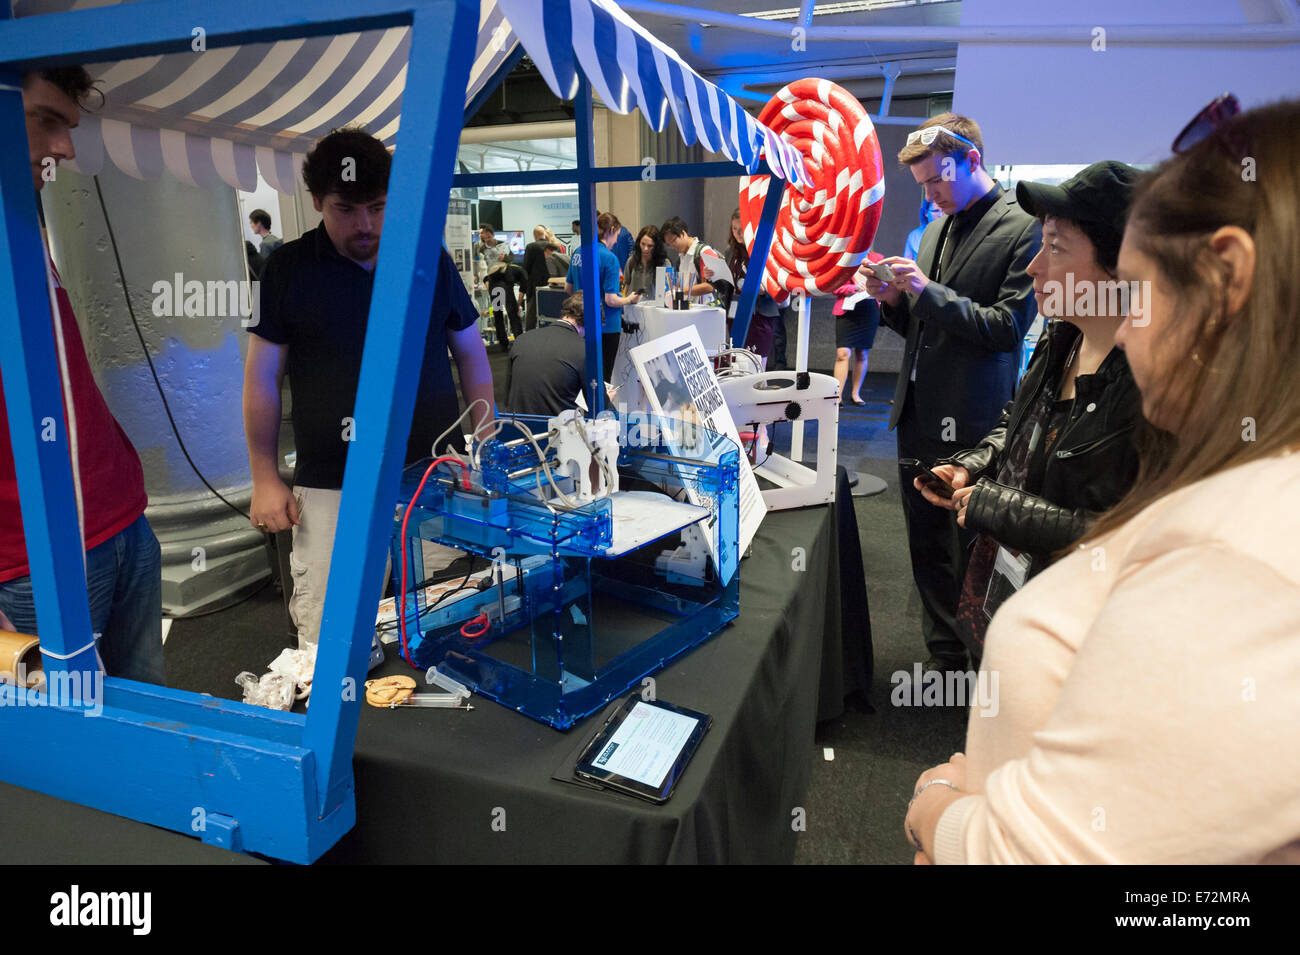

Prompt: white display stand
[
  {"left": 718, "top": 371, "right": 840, "bottom": 510},
  {"left": 625, "top": 302, "right": 726, "bottom": 353},
  {"left": 790, "top": 293, "right": 812, "bottom": 461},
  {"left": 609, "top": 303, "right": 727, "bottom": 413}
]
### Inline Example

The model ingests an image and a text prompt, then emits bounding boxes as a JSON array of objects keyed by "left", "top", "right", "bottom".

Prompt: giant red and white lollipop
[{"left": 740, "top": 79, "right": 885, "bottom": 303}]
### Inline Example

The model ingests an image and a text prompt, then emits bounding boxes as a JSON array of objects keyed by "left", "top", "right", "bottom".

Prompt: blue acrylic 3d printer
[{"left": 386, "top": 407, "right": 739, "bottom": 729}]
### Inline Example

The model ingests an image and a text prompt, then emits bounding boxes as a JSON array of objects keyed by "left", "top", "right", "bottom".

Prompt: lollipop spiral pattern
[{"left": 739, "top": 78, "right": 885, "bottom": 304}]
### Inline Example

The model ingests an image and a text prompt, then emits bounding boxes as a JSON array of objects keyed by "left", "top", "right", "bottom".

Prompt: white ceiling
[{"left": 614, "top": 0, "right": 960, "bottom": 105}]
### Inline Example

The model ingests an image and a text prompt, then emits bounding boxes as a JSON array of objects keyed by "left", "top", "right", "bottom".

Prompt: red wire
[
  {"left": 399, "top": 456, "right": 470, "bottom": 667},
  {"left": 460, "top": 612, "right": 490, "bottom": 642}
]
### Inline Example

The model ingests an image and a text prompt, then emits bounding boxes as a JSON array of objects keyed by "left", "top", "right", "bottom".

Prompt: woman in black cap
[{"left": 909, "top": 160, "right": 1146, "bottom": 660}]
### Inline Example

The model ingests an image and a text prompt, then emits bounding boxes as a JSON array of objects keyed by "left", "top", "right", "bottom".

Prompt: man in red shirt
[{"left": 0, "top": 68, "right": 164, "bottom": 684}]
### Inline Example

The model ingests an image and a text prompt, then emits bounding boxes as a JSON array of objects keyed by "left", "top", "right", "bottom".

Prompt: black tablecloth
[
  {"left": 4, "top": 477, "right": 871, "bottom": 864},
  {"left": 324, "top": 487, "right": 865, "bottom": 864}
]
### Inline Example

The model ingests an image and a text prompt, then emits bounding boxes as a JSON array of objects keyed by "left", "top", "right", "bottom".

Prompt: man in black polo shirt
[
  {"left": 505, "top": 293, "right": 586, "bottom": 417},
  {"left": 242, "top": 127, "right": 494, "bottom": 647}
]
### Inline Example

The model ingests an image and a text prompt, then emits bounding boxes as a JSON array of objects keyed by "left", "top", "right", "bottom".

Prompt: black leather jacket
[{"left": 943, "top": 320, "right": 1142, "bottom": 577}]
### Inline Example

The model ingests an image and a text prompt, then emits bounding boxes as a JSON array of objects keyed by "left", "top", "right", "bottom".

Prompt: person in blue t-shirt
[
  {"left": 904, "top": 198, "right": 942, "bottom": 262},
  {"left": 566, "top": 211, "right": 642, "bottom": 377},
  {"left": 611, "top": 214, "right": 634, "bottom": 275}
]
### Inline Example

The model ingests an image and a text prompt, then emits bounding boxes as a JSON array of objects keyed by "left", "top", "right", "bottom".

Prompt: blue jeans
[{"left": 0, "top": 514, "right": 165, "bottom": 684}]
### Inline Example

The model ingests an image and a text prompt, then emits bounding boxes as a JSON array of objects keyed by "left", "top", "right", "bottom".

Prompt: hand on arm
[
  {"left": 242, "top": 335, "right": 299, "bottom": 532},
  {"left": 448, "top": 322, "right": 496, "bottom": 436},
  {"left": 905, "top": 754, "right": 969, "bottom": 862}
]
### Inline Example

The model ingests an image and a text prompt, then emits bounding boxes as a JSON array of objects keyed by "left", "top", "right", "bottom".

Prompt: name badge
[
  {"left": 983, "top": 546, "right": 1031, "bottom": 621},
  {"left": 727, "top": 301, "right": 738, "bottom": 319}
]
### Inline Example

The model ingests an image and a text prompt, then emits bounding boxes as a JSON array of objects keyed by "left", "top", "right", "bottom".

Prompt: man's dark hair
[
  {"left": 480, "top": 223, "right": 497, "bottom": 234},
  {"left": 660, "top": 216, "right": 689, "bottom": 240},
  {"left": 571, "top": 219, "right": 582, "bottom": 231},
  {"left": 25, "top": 67, "right": 103, "bottom": 111},
  {"left": 249, "top": 209, "right": 272, "bottom": 230},
  {"left": 560, "top": 292, "right": 583, "bottom": 326},
  {"left": 301, "top": 127, "right": 391, "bottom": 202}
]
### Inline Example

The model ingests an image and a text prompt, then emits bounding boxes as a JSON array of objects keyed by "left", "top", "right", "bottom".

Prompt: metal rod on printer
[
  {"left": 632, "top": 450, "right": 718, "bottom": 467},
  {"left": 495, "top": 561, "right": 507, "bottom": 623},
  {"left": 507, "top": 462, "right": 551, "bottom": 480}
]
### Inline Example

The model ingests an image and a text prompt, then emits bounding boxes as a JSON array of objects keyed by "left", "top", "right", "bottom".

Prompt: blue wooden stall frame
[{"left": 0, "top": 0, "right": 480, "bottom": 864}]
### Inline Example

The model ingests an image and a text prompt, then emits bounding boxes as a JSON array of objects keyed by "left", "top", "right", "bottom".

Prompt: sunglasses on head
[
  {"left": 1171, "top": 93, "right": 1247, "bottom": 158},
  {"left": 906, "top": 125, "right": 978, "bottom": 153}
]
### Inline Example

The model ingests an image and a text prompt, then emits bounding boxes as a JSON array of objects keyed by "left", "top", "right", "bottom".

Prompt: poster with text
[
  {"left": 628, "top": 325, "right": 765, "bottom": 567},
  {"left": 445, "top": 198, "right": 474, "bottom": 300}
]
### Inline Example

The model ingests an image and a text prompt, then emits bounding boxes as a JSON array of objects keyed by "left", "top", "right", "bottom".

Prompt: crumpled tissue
[{"left": 235, "top": 643, "right": 317, "bottom": 711}]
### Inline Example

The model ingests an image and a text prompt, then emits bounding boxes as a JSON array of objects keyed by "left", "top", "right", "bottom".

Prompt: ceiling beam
[{"left": 617, "top": 1, "right": 1300, "bottom": 46}]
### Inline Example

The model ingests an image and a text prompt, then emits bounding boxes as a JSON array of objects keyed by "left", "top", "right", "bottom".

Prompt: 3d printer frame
[{"left": 389, "top": 412, "right": 740, "bottom": 730}]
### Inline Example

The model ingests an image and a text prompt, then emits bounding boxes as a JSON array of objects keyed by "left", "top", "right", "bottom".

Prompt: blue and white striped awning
[
  {"left": 496, "top": 0, "right": 808, "bottom": 187},
  {"left": 13, "top": 0, "right": 519, "bottom": 194},
  {"left": 14, "top": 0, "right": 806, "bottom": 194}
]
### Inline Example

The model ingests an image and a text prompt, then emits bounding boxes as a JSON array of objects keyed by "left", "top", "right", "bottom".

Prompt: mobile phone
[
  {"left": 899, "top": 457, "right": 954, "bottom": 499},
  {"left": 864, "top": 260, "right": 896, "bottom": 283}
]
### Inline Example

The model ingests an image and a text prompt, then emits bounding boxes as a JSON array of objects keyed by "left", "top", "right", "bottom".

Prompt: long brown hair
[
  {"left": 1082, "top": 98, "right": 1300, "bottom": 545},
  {"left": 634, "top": 225, "right": 667, "bottom": 268},
  {"left": 726, "top": 208, "right": 748, "bottom": 275}
]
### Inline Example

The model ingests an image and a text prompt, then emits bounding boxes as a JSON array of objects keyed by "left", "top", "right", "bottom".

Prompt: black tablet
[{"left": 574, "top": 694, "right": 711, "bottom": 804}]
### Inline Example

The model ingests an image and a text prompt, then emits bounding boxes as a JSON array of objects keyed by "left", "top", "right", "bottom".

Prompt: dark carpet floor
[{"left": 164, "top": 353, "right": 965, "bottom": 865}]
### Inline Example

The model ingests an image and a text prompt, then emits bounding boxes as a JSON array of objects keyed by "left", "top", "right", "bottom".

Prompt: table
[{"left": 2, "top": 476, "right": 871, "bottom": 864}]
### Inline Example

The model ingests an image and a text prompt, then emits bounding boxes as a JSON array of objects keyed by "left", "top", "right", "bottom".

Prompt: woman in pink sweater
[{"left": 904, "top": 96, "right": 1300, "bottom": 864}]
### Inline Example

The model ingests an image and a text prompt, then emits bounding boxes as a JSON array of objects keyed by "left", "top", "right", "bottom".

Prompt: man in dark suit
[{"left": 862, "top": 112, "right": 1040, "bottom": 673}]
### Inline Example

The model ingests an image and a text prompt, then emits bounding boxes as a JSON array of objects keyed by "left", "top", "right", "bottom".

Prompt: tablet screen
[
  {"left": 575, "top": 695, "right": 712, "bottom": 803},
  {"left": 592, "top": 701, "right": 700, "bottom": 788}
]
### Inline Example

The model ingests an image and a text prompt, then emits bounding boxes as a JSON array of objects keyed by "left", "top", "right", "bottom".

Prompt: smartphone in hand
[
  {"left": 863, "top": 260, "right": 896, "bottom": 283},
  {"left": 899, "top": 457, "right": 954, "bottom": 499}
]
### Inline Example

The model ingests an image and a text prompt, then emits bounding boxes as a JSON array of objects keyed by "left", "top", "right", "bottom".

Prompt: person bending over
[{"left": 505, "top": 294, "right": 587, "bottom": 417}]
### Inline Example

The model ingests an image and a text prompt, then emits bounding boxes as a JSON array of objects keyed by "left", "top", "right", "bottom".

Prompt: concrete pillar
[{"left": 41, "top": 161, "right": 269, "bottom": 616}]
